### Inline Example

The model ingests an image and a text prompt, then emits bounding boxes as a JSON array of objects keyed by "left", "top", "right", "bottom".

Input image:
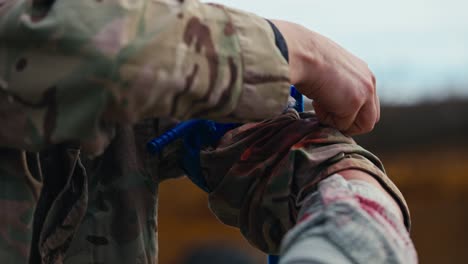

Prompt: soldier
[{"left": 0, "top": 0, "right": 416, "bottom": 263}]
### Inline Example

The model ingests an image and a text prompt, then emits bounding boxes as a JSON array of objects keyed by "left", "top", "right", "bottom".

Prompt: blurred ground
[{"left": 158, "top": 99, "right": 468, "bottom": 264}]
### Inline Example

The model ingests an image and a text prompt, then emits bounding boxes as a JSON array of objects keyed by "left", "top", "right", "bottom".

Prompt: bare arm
[{"left": 272, "top": 20, "right": 380, "bottom": 135}]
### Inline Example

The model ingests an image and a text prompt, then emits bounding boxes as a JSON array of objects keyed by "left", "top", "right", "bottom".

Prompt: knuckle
[
  {"left": 357, "top": 123, "right": 373, "bottom": 134},
  {"left": 371, "top": 73, "right": 377, "bottom": 87},
  {"left": 363, "top": 78, "right": 375, "bottom": 94},
  {"left": 362, "top": 71, "right": 377, "bottom": 95},
  {"left": 364, "top": 118, "right": 377, "bottom": 132},
  {"left": 366, "top": 122, "right": 376, "bottom": 132},
  {"left": 349, "top": 92, "right": 363, "bottom": 108},
  {"left": 376, "top": 112, "right": 381, "bottom": 123}
]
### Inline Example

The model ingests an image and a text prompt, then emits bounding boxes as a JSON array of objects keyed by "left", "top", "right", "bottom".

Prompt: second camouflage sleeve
[
  {"left": 0, "top": 0, "right": 289, "bottom": 153},
  {"left": 199, "top": 109, "right": 411, "bottom": 254}
]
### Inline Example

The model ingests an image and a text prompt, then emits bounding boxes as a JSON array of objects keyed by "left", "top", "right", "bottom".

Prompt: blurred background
[{"left": 159, "top": 1, "right": 468, "bottom": 263}]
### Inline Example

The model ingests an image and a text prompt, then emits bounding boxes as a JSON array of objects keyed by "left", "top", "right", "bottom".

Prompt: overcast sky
[{"left": 205, "top": 0, "right": 468, "bottom": 103}]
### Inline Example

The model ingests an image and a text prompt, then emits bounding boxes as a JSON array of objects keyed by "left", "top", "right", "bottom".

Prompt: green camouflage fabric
[
  {"left": 0, "top": 120, "right": 175, "bottom": 264},
  {"left": 199, "top": 109, "right": 411, "bottom": 254},
  {"left": 0, "top": 0, "right": 411, "bottom": 263},
  {"left": 0, "top": 149, "right": 39, "bottom": 263},
  {"left": 0, "top": 115, "right": 412, "bottom": 264},
  {"left": 0, "top": 0, "right": 290, "bottom": 155},
  {"left": 0, "top": 0, "right": 290, "bottom": 263}
]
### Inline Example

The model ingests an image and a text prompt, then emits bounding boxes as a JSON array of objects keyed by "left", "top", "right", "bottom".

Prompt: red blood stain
[
  {"left": 298, "top": 212, "right": 312, "bottom": 224},
  {"left": 356, "top": 195, "right": 400, "bottom": 233},
  {"left": 240, "top": 147, "right": 253, "bottom": 161}
]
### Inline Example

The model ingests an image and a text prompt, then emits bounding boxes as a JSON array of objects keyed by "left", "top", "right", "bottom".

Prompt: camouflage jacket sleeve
[
  {"left": 200, "top": 110, "right": 411, "bottom": 254},
  {"left": 0, "top": 0, "right": 290, "bottom": 152}
]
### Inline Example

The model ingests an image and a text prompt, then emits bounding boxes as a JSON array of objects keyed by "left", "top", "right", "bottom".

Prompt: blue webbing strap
[
  {"left": 147, "top": 120, "right": 240, "bottom": 192},
  {"left": 147, "top": 85, "right": 303, "bottom": 157},
  {"left": 268, "top": 254, "right": 280, "bottom": 264}
]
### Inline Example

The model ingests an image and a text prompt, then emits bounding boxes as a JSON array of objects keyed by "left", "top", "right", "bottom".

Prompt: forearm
[
  {"left": 280, "top": 174, "right": 417, "bottom": 264},
  {"left": 200, "top": 109, "right": 411, "bottom": 254},
  {"left": 339, "top": 169, "right": 404, "bottom": 221}
]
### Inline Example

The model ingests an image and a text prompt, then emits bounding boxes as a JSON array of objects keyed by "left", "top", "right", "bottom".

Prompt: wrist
[{"left": 269, "top": 20, "right": 321, "bottom": 92}]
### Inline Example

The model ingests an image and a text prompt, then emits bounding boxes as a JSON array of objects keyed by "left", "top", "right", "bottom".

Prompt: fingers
[
  {"left": 344, "top": 71, "right": 380, "bottom": 135},
  {"left": 275, "top": 20, "right": 381, "bottom": 134},
  {"left": 313, "top": 94, "right": 379, "bottom": 136},
  {"left": 313, "top": 101, "right": 335, "bottom": 127},
  {"left": 313, "top": 100, "right": 361, "bottom": 132},
  {"left": 372, "top": 73, "right": 381, "bottom": 123},
  {"left": 344, "top": 98, "right": 378, "bottom": 135}
]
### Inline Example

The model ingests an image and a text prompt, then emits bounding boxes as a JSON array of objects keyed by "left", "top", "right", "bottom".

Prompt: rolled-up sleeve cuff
[
  {"left": 266, "top": 19, "right": 289, "bottom": 62},
  {"left": 223, "top": 7, "right": 290, "bottom": 121}
]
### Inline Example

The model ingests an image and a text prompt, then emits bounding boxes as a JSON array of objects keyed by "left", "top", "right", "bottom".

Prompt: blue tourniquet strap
[
  {"left": 290, "top": 85, "right": 304, "bottom": 112},
  {"left": 180, "top": 121, "right": 240, "bottom": 192},
  {"left": 147, "top": 120, "right": 240, "bottom": 192},
  {"left": 268, "top": 255, "right": 280, "bottom": 264},
  {"left": 147, "top": 85, "right": 304, "bottom": 192}
]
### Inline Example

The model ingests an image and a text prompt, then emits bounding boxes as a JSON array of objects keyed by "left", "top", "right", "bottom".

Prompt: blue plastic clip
[{"left": 290, "top": 85, "right": 304, "bottom": 112}]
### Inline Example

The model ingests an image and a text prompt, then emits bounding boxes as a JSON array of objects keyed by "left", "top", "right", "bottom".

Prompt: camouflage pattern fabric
[
  {"left": 200, "top": 109, "right": 411, "bottom": 254},
  {"left": 0, "top": 149, "right": 38, "bottom": 263},
  {"left": 62, "top": 121, "right": 163, "bottom": 264},
  {"left": 0, "top": 119, "right": 179, "bottom": 264},
  {"left": 0, "top": 0, "right": 289, "bottom": 263},
  {"left": 0, "top": 110, "right": 412, "bottom": 263},
  {"left": 0, "top": 0, "right": 289, "bottom": 155},
  {"left": 0, "top": 0, "right": 411, "bottom": 263}
]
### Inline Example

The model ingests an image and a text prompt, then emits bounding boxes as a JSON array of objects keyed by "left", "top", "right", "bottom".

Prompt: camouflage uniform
[
  {"left": 0, "top": 0, "right": 411, "bottom": 263},
  {"left": 198, "top": 109, "right": 410, "bottom": 253}
]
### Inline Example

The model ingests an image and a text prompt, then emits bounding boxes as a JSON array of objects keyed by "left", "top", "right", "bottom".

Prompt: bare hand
[{"left": 271, "top": 20, "right": 380, "bottom": 135}]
